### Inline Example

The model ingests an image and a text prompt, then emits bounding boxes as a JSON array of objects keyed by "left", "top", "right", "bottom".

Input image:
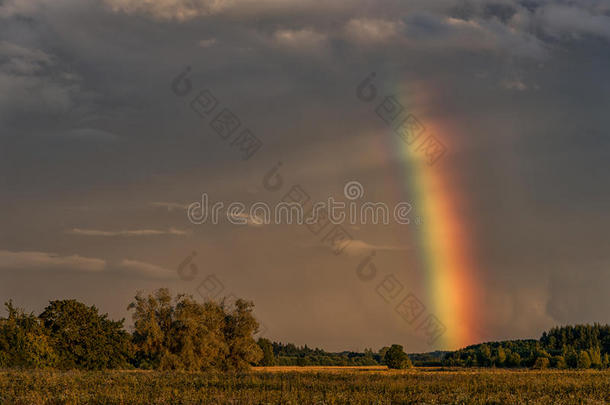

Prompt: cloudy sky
[{"left": 1, "top": 0, "right": 609, "bottom": 352}]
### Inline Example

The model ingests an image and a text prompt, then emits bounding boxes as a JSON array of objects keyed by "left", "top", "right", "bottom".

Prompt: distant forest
[
  {"left": 257, "top": 324, "right": 610, "bottom": 369},
  {"left": 255, "top": 340, "right": 446, "bottom": 367},
  {"left": 441, "top": 324, "right": 610, "bottom": 369},
  {"left": 1, "top": 291, "right": 609, "bottom": 370}
]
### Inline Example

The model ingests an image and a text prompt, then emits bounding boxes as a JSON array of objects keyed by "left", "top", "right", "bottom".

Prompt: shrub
[
  {"left": 532, "top": 357, "right": 549, "bottom": 369},
  {"left": 577, "top": 351, "right": 592, "bottom": 369},
  {"left": 384, "top": 344, "right": 412, "bottom": 369}
]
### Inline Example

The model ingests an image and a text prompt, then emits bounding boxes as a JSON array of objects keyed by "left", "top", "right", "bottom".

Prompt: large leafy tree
[
  {"left": 128, "top": 288, "right": 173, "bottom": 369},
  {"left": 39, "top": 300, "right": 131, "bottom": 369},
  {"left": 162, "top": 295, "right": 228, "bottom": 370},
  {"left": 384, "top": 344, "right": 412, "bottom": 369},
  {"left": 129, "top": 289, "right": 261, "bottom": 371},
  {"left": 0, "top": 301, "right": 57, "bottom": 368},
  {"left": 221, "top": 299, "right": 263, "bottom": 371}
]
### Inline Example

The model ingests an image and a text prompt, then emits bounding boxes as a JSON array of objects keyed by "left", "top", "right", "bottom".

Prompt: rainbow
[{"left": 382, "top": 88, "right": 483, "bottom": 350}]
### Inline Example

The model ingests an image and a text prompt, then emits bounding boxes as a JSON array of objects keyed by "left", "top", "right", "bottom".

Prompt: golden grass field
[
  {"left": 0, "top": 367, "right": 608, "bottom": 404},
  {"left": 253, "top": 366, "right": 389, "bottom": 373}
]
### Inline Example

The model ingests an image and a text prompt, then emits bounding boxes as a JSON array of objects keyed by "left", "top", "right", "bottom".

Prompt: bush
[
  {"left": 532, "top": 357, "right": 549, "bottom": 369},
  {"left": 40, "top": 300, "right": 132, "bottom": 370},
  {"left": 552, "top": 356, "right": 567, "bottom": 369},
  {"left": 577, "top": 351, "right": 592, "bottom": 369},
  {"left": 384, "top": 344, "right": 412, "bottom": 369},
  {"left": 0, "top": 302, "right": 58, "bottom": 369}
]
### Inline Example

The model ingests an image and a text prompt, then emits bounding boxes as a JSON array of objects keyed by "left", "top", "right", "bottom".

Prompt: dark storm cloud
[
  {"left": 547, "top": 263, "right": 610, "bottom": 325},
  {"left": 1, "top": 0, "right": 609, "bottom": 351}
]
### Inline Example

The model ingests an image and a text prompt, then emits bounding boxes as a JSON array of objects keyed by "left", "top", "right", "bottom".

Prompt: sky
[{"left": 1, "top": 0, "right": 609, "bottom": 353}]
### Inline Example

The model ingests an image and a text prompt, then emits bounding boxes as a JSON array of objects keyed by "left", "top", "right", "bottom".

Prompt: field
[{"left": 0, "top": 367, "right": 608, "bottom": 404}]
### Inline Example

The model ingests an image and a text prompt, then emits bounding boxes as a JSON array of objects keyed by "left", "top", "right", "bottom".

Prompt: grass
[{"left": 0, "top": 367, "right": 608, "bottom": 404}]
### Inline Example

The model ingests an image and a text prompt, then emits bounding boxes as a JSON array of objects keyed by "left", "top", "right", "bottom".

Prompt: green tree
[
  {"left": 566, "top": 349, "right": 578, "bottom": 368},
  {"left": 40, "top": 300, "right": 131, "bottom": 369},
  {"left": 257, "top": 338, "right": 276, "bottom": 366},
  {"left": 495, "top": 347, "right": 507, "bottom": 367},
  {"left": 383, "top": 344, "right": 412, "bottom": 369},
  {"left": 363, "top": 348, "right": 376, "bottom": 365},
  {"left": 378, "top": 346, "right": 390, "bottom": 363},
  {"left": 577, "top": 351, "right": 591, "bottom": 369},
  {"left": 588, "top": 347, "right": 602, "bottom": 369},
  {"left": 222, "top": 299, "right": 263, "bottom": 372},
  {"left": 128, "top": 288, "right": 173, "bottom": 369},
  {"left": 552, "top": 355, "right": 567, "bottom": 369},
  {"left": 0, "top": 301, "right": 57, "bottom": 368},
  {"left": 506, "top": 352, "right": 521, "bottom": 368},
  {"left": 166, "top": 295, "right": 228, "bottom": 371},
  {"left": 129, "top": 289, "right": 228, "bottom": 371},
  {"left": 129, "top": 290, "right": 261, "bottom": 372},
  {"left": 477, "top": 344, "right": 492, "bottom": 366},
  {"left": 532, "top": 357, "right": 550, "bottom": 369}
]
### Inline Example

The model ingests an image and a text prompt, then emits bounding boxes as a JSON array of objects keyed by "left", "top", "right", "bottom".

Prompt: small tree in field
[
  {"left": 383, "top": 344, "right": 412, "bottom": 369},
  {"left": 532, "top": 357, "right": 549, "bottom": 369},
  {"left": 577, "top": 351, "right": 592, "bottom": 369}
]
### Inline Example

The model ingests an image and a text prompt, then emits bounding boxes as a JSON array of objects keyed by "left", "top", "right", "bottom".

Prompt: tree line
[
  {"left": 0, "top": 289, "right": 262, "bottom": 371},
  {"left": 2, "top": 290, "right": 608, "bottom": 370},
  {"left": 443, "top": 324, "right": 610, "bottom": 369},
  {"left": 255, "top": 340, "right": 413, "bottom": 368},
  {"left": 0, "top": 289, "right": 416, "bottom": 371}
]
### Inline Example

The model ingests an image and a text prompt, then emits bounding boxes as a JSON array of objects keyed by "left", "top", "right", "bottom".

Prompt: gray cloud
[
  {"left": 547, "top": 261, "right": 610, "bottom": 325},
  {"left": 336, "top": 240, "right": 411, "bottom": 256},
  {"left": 117, "top": 259, "right": 176, "bottom": 279},
  {"left": 0, "top": 41, "right": 81, "bottom": 127},
  {"left": 0, "top": 0, "right": 47, "bottom": 18},
  {"left": 67, "top": 228, "right": 190, "bottom": 236},
  {"left": 0, "top": 250, "right": 106, "bottom": 272},
  {"left": 537, "top": 4, "right": 610, "bottom": 41},
  {"left": 149, "top": 202, "right": 189, "bottom": 211},
  {"left": 62, "top": 128, "right": 122, "bottom": 142}
]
